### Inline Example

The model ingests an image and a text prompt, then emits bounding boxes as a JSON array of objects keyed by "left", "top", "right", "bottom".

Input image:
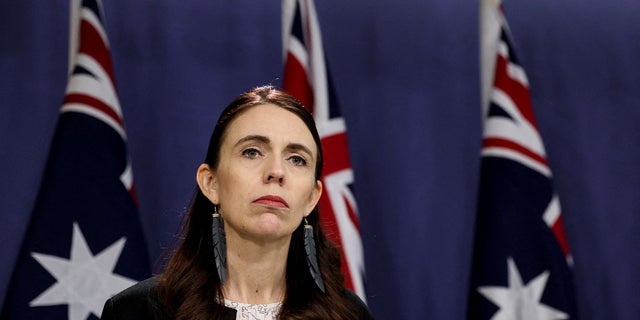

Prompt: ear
[
  {"left": 196, "top": 163, "right": 218, "bottom": 204},
  {"left": 304, "top": 180, "right": 323, "bottom": 217}
]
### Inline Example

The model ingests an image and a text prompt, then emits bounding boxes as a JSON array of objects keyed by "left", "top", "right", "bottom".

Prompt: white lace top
[{"left": 224, "top": 300, "right": 282, "bottom": 320}]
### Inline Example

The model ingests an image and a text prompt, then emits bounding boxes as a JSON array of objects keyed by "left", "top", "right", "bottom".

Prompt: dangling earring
[
  {"left": 304, "top": 218, "right": 326, "bottom": 292},
  {"left": 211, "top": 205, "right": 227, "bottom": 283}
]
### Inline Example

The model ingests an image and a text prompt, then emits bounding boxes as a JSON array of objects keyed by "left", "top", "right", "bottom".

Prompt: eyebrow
[
  {"left": 235, "top": 134, "right": 269, "bottom": 147},
  {"left": 235, "top": 134, "right": 315, "bottom": 157}
]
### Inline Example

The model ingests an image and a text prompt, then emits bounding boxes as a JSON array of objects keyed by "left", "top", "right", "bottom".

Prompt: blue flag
[
  {"left": 1, "top": 1, "right": 150, "bottom": 319},
  {"left": 468, "top": 1, "right": 577, "bottom": 319}
]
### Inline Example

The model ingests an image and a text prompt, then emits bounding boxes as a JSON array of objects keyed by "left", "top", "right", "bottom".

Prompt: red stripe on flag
[
  {"left": 483, "top": 137, "right": 548, "bottom": 168},
  {"left": 129, "top": 185, "right": 139, "bottom": 206},
  {"left": 493, "top": 54, "right": 538, "bottom": 128},
  {"left": 63, "top": 93, "right": 124, "bottom": 128},
  {"left": 321, "top": 133, "right": 352, "bottom": 175},
  {"left": 78, "top": 19, "right": 115, "bottom": 88},
  {"left": 318, "top": 191, "right": 355, "bottom": 291},
  {"left": 283, "top": 52, "right": 314, "bottom": 112},
  {"left": 551, "top": 215, "right": 571, "bottom": 257}
]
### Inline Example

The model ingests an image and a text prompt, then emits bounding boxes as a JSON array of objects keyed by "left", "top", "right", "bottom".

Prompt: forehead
[{"left": 223, "top": 104, "right": 317, "bottom": 151}]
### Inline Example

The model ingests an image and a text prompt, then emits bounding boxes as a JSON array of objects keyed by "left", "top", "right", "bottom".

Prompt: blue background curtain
[{"left": 1, "top": 1, "right": 639, "bottom": 319}]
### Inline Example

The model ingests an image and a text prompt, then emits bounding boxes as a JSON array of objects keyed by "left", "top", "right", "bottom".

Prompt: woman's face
[{"left": 203, "top": 103, "right": 322, "bottom": 242}]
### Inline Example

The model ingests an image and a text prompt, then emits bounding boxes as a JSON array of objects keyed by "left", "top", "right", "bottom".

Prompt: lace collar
[{"left": 223, "top": 299, "right": 282, "bottom": 320}]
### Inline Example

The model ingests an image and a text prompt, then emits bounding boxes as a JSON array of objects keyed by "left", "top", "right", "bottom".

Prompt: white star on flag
[
  {"left": 29, "top": 222, "right": 137, "bottom": 320},
  {"left": 478, "top": 257, "right": 569, "bottom": 320}
]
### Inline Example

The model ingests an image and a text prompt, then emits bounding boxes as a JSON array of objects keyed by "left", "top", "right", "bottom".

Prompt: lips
[{"left": 253, "top": 195, "right": 289, "bottom": 208}]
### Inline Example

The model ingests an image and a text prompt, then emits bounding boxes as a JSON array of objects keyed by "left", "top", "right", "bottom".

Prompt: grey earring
[
  {"left": 212, "top": 205, "right": 227, "bottom": 283},
  {"left": 304, "top": 218, "right": 326, "bottom": 292}
]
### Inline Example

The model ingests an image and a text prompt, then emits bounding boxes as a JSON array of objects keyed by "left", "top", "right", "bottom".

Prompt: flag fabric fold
[
  {"left": 467, "top": 1, "right": 577, "bottom": 319},
  {"left": 1, "top": 0, "right": 150, "bottom": 319},
  {"left": 282, "top": 0, "right": 367, "bottom": 301}
]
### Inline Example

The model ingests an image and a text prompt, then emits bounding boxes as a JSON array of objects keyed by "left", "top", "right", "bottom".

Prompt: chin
[{"left": 255, "top": 216, "right": 297, "bottom": 239}]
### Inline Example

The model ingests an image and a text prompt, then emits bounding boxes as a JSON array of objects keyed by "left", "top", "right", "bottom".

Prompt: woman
[{"left": 101, "top": 86, "right": 374, "bottom": 319}]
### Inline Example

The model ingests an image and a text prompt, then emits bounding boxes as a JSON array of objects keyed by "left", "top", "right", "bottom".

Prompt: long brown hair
[{"left": 157, "top": 86, "right": 361, "bottom": 319}]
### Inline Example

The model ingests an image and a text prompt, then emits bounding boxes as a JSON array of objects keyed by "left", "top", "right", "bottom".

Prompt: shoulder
[
  {"left": 101, "top": 277, "right": 168, "bottom": 320},
  {"left": 114, "top": 277, "right": 158, "bottom": 298},
  {"left": 344, "top": 290, "right": 375, "bottom": 320},
  {"left": 108, "top": 277, "right": 160, "bottom": 306}
]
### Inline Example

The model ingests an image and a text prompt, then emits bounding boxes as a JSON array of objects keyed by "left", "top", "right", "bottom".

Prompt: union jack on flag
[
  {"left": 467, "top": 1, "right": 577, "bottom": 319},
  {"left": 0, "top": 0, "right": 150, "bottom": 319},
  {"left": 282, "top": 0, "right": 366, "bottom": 301}
]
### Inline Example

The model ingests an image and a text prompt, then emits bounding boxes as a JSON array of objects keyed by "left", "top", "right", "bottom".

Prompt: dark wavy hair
[{"left": 157, "top": 86, "right": 360, "bottom": 319}]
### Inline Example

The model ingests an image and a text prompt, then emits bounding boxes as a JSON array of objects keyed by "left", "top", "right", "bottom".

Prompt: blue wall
[{"left": 1, "top": 1, "right": 639, "bottom": 319}]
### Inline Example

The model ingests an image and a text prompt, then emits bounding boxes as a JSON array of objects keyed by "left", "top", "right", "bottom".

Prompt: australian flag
[
  {"left": 282, "top": 0, "right": 367, "bottom": 301},
  {"left": 467, "top": 1, "right": 577, "bottom": 319},
  {"left": 1, "top": 0, "right": 150, "bottom": 319}
]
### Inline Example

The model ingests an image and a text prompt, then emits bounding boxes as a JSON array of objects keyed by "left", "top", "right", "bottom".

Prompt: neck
[{"left": 222, "top": 233, "right": 290, "bottom": 304}]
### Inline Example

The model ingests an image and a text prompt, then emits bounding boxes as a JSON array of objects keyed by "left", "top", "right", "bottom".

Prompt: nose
[{"left": 263, "top": 157, "right": 285, "bottom": 185}]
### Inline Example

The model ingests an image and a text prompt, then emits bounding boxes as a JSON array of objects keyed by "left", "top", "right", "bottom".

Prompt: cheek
[
  {"left": 299, "top": 182, "right": 320, "bottom": 213},
  {"left": 221, "top": 167, "right": 259, "bottom": 203},
  {"left": 216, "top": 168, "right": 242, "bottom": 199}
]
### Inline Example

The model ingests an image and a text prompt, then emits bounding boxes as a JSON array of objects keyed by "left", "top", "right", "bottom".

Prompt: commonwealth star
[
  {"left": 478, "top": 257, "right": 569, "bottom": 320},
  {"left": 29, "top": 222, "right": 137, "bottom": 320}
]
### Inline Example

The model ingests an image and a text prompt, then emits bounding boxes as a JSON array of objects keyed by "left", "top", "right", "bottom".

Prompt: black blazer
[{"left": 100, "top": 277, "right": 374, "bottom": 319}]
